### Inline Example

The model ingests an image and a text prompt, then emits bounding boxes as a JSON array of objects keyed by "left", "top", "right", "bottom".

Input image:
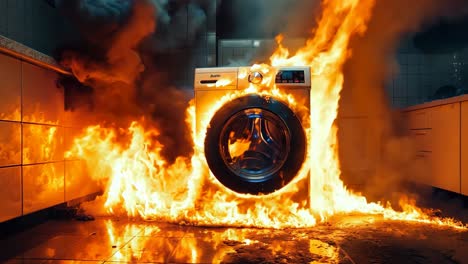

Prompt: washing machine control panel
[
  {"left": 194, "top": 66, "right": 311, "bottom": 90},
  {"left": 275, "top": 70, "right": 306, "bottom": 84}
]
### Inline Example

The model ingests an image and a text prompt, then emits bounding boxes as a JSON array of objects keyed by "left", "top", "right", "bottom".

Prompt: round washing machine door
[{"left": 204, "top": 94, "right": 306, "bottom": 195}]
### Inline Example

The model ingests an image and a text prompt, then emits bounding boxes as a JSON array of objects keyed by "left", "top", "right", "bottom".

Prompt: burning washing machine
[{"left": 194, "top": 66, "right": 311, "bottom": 195}]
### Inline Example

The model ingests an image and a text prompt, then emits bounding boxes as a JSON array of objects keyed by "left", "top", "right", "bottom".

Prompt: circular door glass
[
  {"left": 219, "top": 108, "right": 291, "bottom": 183},
  {"left": 204, "top": 94, "right": 306, "bottom": 195}
]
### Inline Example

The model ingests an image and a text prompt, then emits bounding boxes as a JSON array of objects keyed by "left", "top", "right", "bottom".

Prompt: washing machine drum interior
[{"left": 205, "top": 94, "right": 306, "bottom": 195}]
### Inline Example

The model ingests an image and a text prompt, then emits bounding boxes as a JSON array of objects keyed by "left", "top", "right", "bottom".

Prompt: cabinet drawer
[
  {"left": 407, "top": 109, "right": 431, "bottom": 129},
  {"left": 412, "top": 151, "right": 432, "bottom": 184},
  {"left": 411, "top": 129, "right": 432, "bottom": 152}
]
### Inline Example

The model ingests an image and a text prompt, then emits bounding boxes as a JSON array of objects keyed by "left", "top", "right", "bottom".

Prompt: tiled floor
[{"left": 0, "top": 214, "right": 467, "bottom": 263}]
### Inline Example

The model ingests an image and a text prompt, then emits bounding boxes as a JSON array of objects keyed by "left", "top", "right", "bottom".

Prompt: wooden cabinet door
[
  {"left": 461, "top": 101, "right": 468, "bottom": 196},
  {"left": 407, "top": 109, "right": 432, "bottom": 129},
  {"left": 431, "top": 103, "right": 460, "bottom": 193}
]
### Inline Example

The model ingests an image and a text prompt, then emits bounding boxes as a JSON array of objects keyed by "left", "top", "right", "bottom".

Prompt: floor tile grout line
[
  {"left": 102, "top": 230, "right": 144, "bottom": 263},
  {"left": 164, "top": 229, "right": 191, "bottom": 263},
  {"left": 336, "top": 243, "right": 356, "bottom": 264},
  {"left": 21, "top": 256, "right": 108, "bottom": 263}
]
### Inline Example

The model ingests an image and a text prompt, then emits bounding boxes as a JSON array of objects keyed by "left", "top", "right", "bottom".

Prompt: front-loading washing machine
[{"left": 194, "top": 66, "right": 310, "bottom": 195}]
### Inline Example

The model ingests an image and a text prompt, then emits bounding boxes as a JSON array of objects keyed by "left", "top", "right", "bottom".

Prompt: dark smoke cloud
[
  {"left": 59, "top": 0, "right": 154, "bottom": 85},
  {"left": 338, "top": 0, "right": 468, "bottom": 204},
  {"left": 55, "top": 0, "right": 133, "bottom": 46},
  {"left": 215, "top": 0, "right": 321, "bottom": 66},
  {"left": 217, "top": 0, "right": 319, "bottom": 39},
  {"left": 56, "top": 0, "right": 217, "bottom": 162},
  {"left": 149, "top": 0, "right": 216, "bottom": 51}
]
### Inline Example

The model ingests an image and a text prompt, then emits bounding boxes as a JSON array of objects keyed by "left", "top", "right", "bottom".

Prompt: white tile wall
[
  {"left": 0, "top": 0, "right": 73, "bottom": 55},
  {"left": 217, "top": 38, "right": 307, "bottom": 66},
  {"left": 165, "top": 5, "right": 217, "bottom": 86},
  {"left": 387, "top": 44, "right": 468, "bottom": 108}
]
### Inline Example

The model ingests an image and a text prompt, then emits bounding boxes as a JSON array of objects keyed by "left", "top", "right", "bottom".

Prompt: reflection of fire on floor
[{"left": 1, "top": 215, "right": 467, "bottom": 263}]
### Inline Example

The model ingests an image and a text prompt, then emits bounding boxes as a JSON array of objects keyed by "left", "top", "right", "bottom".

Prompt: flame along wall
[{"left": 0, "top": 43, "right": 100, "bottom": 223}]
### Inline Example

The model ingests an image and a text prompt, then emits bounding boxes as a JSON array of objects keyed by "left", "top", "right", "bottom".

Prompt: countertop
[
  {"left": 402, "top": 94, "right": 468, "bottom": 112},
  {"left": 0, "top": 34, "right": 71, "bottom": 75}
]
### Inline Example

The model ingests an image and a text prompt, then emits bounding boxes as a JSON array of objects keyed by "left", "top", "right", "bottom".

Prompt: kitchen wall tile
[
  {"left": 384, "top": 82, "right": 393, "bottom": 98},
  {"left": 0, "top": 0, "right": 7, "bottom": 35},
  {"left": 419, "top": 62, "right": 430, "bottom": 75},
  {"left": 407, "top": 54, "right": 421, "bottom": 65},
  {"left": 23, "top": 0, "right": 33, "bottom": 48},
  {"left": 0, "top": 0, "right": 77, "bottom": 56},
  {"left": 420, "top": 85, "right": 433, "bottom": 101},
  {"left": 392, "top": 98, "right": 408, "bottom": 108},
  {"left": 398, "top": 64, "right": 408, "bottom": 75},
  {"left": 407, "top": 97, "right": 421, "bottom": 106},
  {"left": 397, "top": 54, "right": 408, "bottom": 65},
  {"left": 407, "top": 75, "right": 420, "bottom": 97},
  {"left": 407, "top": 65, "right": 420, "bottom": 75},
  {"left": 6, "top": 0, "right": 25, "bottom": 44},
  {"left": 388, "top": 47, "right": 466, "bottom": 108},
  {"left": 394, "top": 77, "right": 407, "bottom": 97}
]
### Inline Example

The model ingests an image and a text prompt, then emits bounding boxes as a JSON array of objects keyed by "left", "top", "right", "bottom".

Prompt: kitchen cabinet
[
  {"left": 462, "top": 102, "right": 468, "bottom": 196},
  {"left": 0, "top": 167, "right": 22, "bottom": 222},
  {"left": 0, "top": 121, "right": 21, "bottom": 166},
  {"left": 23, "top": 162, "right": 64, "bottom": 214},
  {"left": 0, "top": 37, "right": 101, "bottom": 223},
  {"left": 406, "top": 108, "right": 433, "bottom": 185},
  {"left": 429, "top": 103, "right": 460, "bottom": 193},
  {"left": 404, "top": 99, "right": 465, "bottom": 194},
  {"left": 410, "top": 129, "right": 432, "bottom": 152},
  {"left": 407, "top": 109, "right": 432, "bottom": 129},
  {"left": 0, "top": 53, "right": 21, "bottom": 121},
  {"left": 22, "top": 62, "right": 63, "bottom": 124},
  {"left": 65, "top": 160, "right": 100, "bottom": 201},
  {"left": 22, "top": 123, "right": 64, "bottom": 164}
]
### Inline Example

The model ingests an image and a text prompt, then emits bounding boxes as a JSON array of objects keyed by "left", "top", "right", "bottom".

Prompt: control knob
[{"left": 248, "top": 71, "right": 263, "bottom": 84}]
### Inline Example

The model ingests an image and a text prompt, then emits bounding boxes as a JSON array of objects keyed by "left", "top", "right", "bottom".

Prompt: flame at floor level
[{"left": 66, "top": 0, "right": 467, "bottom": 229}]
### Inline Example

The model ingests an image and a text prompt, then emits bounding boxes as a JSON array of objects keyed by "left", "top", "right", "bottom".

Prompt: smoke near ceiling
[
  {"left": 216, "top": 0, "right": 319, "bottom": 39},
  {"left": 148, "top": 0, "right": 217, "bottom": 51}
]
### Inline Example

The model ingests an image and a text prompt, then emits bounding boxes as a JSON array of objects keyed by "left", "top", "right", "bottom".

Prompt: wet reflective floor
[{"left": 0, "top": 214, "right": 467, "bottom": 264}]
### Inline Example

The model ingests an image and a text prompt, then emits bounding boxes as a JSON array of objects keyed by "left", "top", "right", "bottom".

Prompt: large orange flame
[{"left": 66, "top": 0, "right": 466, "bottom": 229}]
